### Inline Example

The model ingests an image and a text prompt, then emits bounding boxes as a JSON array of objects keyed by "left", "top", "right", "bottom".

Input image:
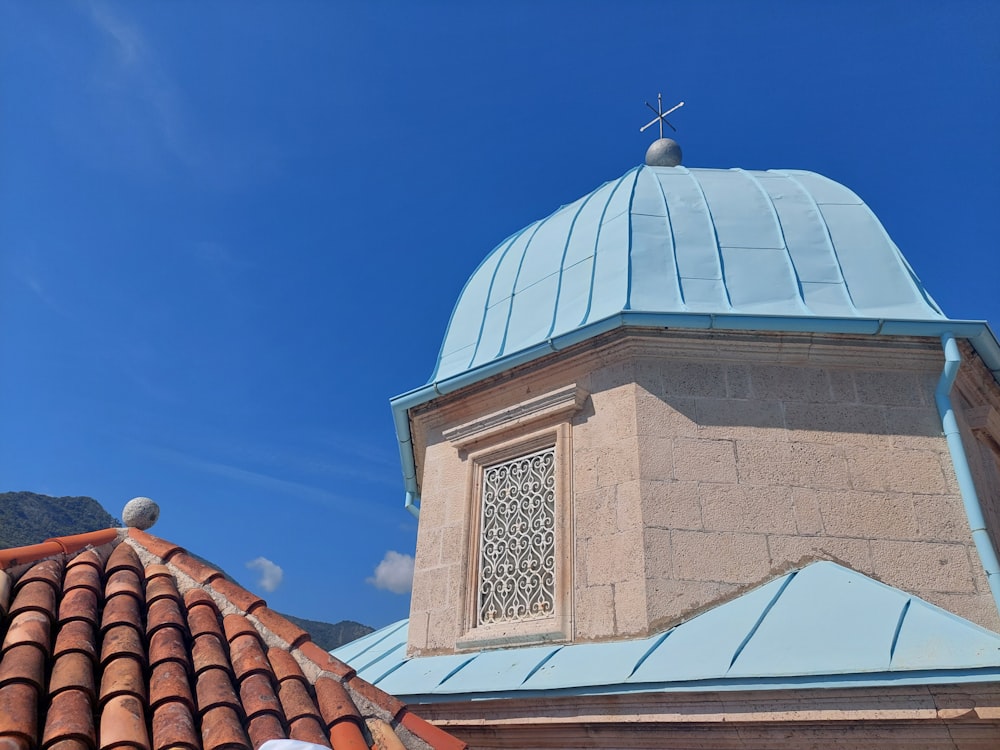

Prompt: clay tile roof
[
  {"left": 149, "top": 660, "right": 194, "bottom": 711},
  {"left": 105, "top": 543, "right": 143, "bottom": 577},
  {"left": 53, "top": 620, "right": 96, "bottom": 660},
  {"left": 105, "top": 568, "right": 144, "bottom": 600},
  {"left": 151, "top": 700, "right": 200, "bottom": 750},
  {"left": 192, "top": 633, "right": 232, "bottom": 676},
  {"left": 0, "top": 529, "right": 465, "bottom": 750},
  {"left": 43, "top": 688, "right": 96, "bottom": 747},
  {"left": 100, "top": 593, "right": 144, "bottom": 632},
  {"left": 8, "top": 581, "right": 57, "bottom": 625},
  {"left": 148, "top": 626, "right": 188, "bottom": 668},
  {"left": 146, "top": 597, "right": 186, "bottom": 635},
  {"left": 63, "top": 560, "right": 102, "bottom": 594},
  {"left": 0, "top": 644, "right": 46, "bottom": 690},
  {"left": 50, "top": 651, "right": 96, "bottom": 698},
  {"left": 59, "top": 586, "right": 99, "bottom": 625}
]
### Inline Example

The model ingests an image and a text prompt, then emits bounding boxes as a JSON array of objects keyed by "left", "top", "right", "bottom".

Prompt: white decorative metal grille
[{"left": 477, "top": 446, "right": 556, "bottom": 625}]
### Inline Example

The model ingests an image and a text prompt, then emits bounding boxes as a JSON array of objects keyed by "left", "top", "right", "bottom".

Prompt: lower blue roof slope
[{"left": 333, "top": 562, "right": 1000, "bottom": 702}]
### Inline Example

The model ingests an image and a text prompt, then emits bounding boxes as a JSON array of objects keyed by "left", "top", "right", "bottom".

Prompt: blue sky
[{"left": 1, "top": 1, "right": 998, "bottom": 629}]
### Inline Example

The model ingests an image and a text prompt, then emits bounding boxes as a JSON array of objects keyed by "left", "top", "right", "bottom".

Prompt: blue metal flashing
[
  {"left": 390, "top": 163, "right": 1000, "bottom": 516},
  {"left": 334, "top": 562, "right": 1000, "bottom": 702}
]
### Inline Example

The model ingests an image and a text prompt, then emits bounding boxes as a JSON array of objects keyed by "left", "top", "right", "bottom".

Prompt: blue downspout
[
  {"left": 404, "top": 491, "right": 420, "bottom": 518},
  {"left": 936, "top": 333, "right": 1000, "bottom": 615}
]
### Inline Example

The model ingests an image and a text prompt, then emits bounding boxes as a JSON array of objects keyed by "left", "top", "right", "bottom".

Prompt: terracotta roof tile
[
  {"left": 191, "top": 634, "right": 231, "bottom": 676},
  {"left": 10, "top": 579, "right": 58, "bottom": 619},
  {"left": 266, "top": 648, "right": 305, "bottom": 684},
  {"left": 65, "top": 547, "right": 106, "bottom": 571},
  {"left": 100, "top": 655, "right": 147, "bottom": 704},
  {"left": 151, "top": 701, "right": 200, "bottom": 750},
  {"left": 196, "top": 667, "right": 241, "bottom": 714},
  {"left": 212, "top": 579, "right": 265, "bottom": 614},
  {"left": 328, "top": 722, "right": 370, "bottom": 750},
  {"left": 170, "top": 553, "right": 222, "bottom": 586},
  {"left": 143, "top": 563, "right": 172, "bottom": 582},
  {"left": 148, "top": 626, "right": 188, "bottom": 668},
  {"left": 253, "top": 609, "right": 309, "bottom": 649},
  {"left": 125, "top": 529, "right": 182, "bottom": 561},
  {"left": 298, "top": 641, "right": 355, "bottom": 680},
  {"left": 49, "top": 651, "right": 96, "bottom": 698},
  {"left": 146, "top": 597, "right": 186, "bottom": 636},
  {"left": 0, "top": 681, "right": 38, "bottom": 740},
  {"left": 278, "top": 678, "right": 322, "bottom": 723},
  {"left": 0, "top": 644, "right": 45, "bottom": 690},
  {"left": 105, "top": 569, "right": 144, "bottom": 601},
  {"left": 105, "top": 544, "right": 143, "bottom": 578},
  {"left": 53, "top": 619, "right": 97, "bottom": 660},
  {"left": 0, "top": 532, "right": 465, "bottom": 750},
  {"left": 229, "top": 633, "right": 270, "bottom": 681},
  {"left": 0, "top": 737, "right": 30, "bottom": 750},
  {"left": 63, "top": 559, "right": 102, "bottom": 594},
  {"left": 400, "top": 710, "right": 468, "bottom": 750},
  {"left": 222, "top": 614, "right": 259, "bottom": 645},
  {"left": 144, "top": 576, "right": 180, "bottom": 606},
  {"left": 246, "top": 712, "right": 286, "bottom": 748},
  {"left": 100, "top": 625, "right": 145, "bottom": 667},
  {"left": 186, "top": 603, "right": 225, "bottom": 643},
  {"left": 42, "top": 688, "right": 96, "bottom": 747},
  {"left": 149, "top": 661, "right": 194, "bottom": 711},
  {"left": 100, "top": 594, "right": 143, "bottom": 633},
  {"left": 15, "top": 558, "right": 64, "bottom": 591},
  {"left": 58, "top": 586, "right": 99, "bottom": 625},
  {"left": 200, "top": 705, "right": 251, "bottom": 750},
  {"left": 100, "top": 693, "right": 150, "bottom": 750},
  {"left": 288, "top": 717, "right": 331, "bottom": 748},
  {"left": 182, "top": 588, "right": 214, "bottom": 610},
  {"left": 2, "top": 610, "right": 52, "bottom": 652},
  {"left": 238, "top": 671, "right": 282, "bottom": 720},
  {"left": 314, "top": 677, "right": 362, "bottom": 728}
]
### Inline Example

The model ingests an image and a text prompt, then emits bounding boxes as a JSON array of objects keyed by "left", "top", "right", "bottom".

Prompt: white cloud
[
  {"left": 246, "top": 557, "right": 284, "bottom": 593},
  {"left": 366, "top": 551, "right": 414, "bottom": 594}
]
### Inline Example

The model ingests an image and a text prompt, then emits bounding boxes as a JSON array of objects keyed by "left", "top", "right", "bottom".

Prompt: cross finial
[{"left": 640, "top": 93, "right": 685, "bottom": 139}]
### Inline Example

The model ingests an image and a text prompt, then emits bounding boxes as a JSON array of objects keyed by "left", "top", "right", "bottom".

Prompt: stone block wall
[{"left": 406, "top": 330, "right": 1000, "bottom": 656}]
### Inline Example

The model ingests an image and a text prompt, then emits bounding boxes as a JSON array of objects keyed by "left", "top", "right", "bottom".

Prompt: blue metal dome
[{"left": 432, "top": 165, "right": 945, "bottom": 382}]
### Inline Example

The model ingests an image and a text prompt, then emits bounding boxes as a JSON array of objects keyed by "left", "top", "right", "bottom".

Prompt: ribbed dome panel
[{"left": 431, "top": 166, "right": 944, "bottom": 383}]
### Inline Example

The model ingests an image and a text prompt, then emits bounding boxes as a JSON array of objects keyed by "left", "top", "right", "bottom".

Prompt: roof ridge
[{"left": 0, "top": 528, "right": 123, "bottom": 570}]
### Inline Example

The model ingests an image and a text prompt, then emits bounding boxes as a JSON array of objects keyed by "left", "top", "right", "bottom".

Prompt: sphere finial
[
  {"left": 122, "top": 496, "right": 160, "bottom": 530},
  {"left": 645, "top": 138, "right": 683, "bottom": 167}
]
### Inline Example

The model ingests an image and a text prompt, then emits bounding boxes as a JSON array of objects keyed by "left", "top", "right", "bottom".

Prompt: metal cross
[{"left": 640, "top": 93, "right": 685, "bottom": 138}]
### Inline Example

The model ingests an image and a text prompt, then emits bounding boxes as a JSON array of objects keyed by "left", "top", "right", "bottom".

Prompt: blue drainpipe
[{"left": 936, "top": 333, "right": 1000, "bottom": 615}]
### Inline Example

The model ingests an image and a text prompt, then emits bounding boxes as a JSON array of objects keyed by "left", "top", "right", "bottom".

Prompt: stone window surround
[{"left": 444, "top": 384, "right": 586, "bottom": 651}]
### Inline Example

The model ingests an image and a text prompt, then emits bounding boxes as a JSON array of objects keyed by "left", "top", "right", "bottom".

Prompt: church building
[{"left": 334, "top": 126, "right": 1000, "bottom": 748}]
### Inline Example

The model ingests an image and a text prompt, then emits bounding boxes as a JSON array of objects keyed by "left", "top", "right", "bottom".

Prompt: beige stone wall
[{"left": 406, "top": 330, "right": 1000, "bottom": 656}]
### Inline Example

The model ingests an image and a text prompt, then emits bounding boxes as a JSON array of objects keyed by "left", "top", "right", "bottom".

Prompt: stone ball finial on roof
[
  {"left": 122, "top": 496, "right": 159, "bottom": 530},
  {"left": 645, "top": 137, "right": 682, "bottom": 167}
]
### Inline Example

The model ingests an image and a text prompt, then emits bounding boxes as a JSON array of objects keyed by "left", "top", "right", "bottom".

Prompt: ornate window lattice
[{"left": 477, "top": 446, "right": 556, "bottom": 626}]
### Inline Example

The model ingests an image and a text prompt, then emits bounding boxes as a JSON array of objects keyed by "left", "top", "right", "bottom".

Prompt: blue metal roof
[
  {"left": 333, "top": 562, "right": 1000, "bottom": 701},
  {"left": 431, "top": 166, "right": 945, "bottom": 383}
]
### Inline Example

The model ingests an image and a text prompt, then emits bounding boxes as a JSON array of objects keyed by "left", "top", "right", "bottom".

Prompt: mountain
[
  {"left": 0, "top": 491, "right": 119, "bottom": 548},
  {"left": 0, "top": 490, "right": 374, "bottom": 650},
  {"left": 280, "top": 614, "right": 374, "bottom": 651}
]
